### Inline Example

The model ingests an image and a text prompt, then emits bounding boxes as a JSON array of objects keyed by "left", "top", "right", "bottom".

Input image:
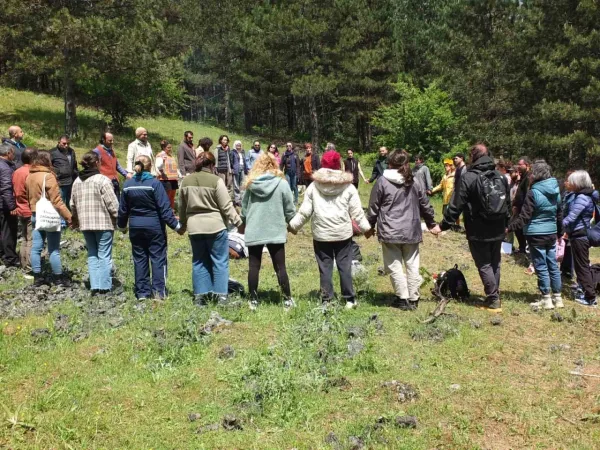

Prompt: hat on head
[
  {"left": 454, "top": 152, "right": 465, "bottom": 160},
  {"left": 321, "top": 150, "right": 342, "bottom": 170},
  {"left": 443, "top": 158, "right": 453, "bottom": 165}
]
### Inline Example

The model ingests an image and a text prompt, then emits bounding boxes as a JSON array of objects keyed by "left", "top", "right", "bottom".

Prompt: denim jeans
[
  {"left": 286, "top": 172, "right": 298, "bottom": 204},
  {"left": 31, "top": 214, "right": 63, "bottom": 275},
  {"left": 530, "top": 242, "right": 562, "bottom": 295},
  {"left": 189, "top": 230, "right": 229, "bottom": 295},
  {"left": 83, "top": 230, "right": 114, "bottom": 290}
]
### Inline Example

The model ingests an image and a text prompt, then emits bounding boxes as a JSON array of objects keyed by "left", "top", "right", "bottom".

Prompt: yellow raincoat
[{"left": 432, "top": 171, "right": 455, "bottom": 205}]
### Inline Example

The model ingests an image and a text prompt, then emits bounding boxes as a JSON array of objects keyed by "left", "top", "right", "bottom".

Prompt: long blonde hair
[{"left": 244, "top": 153, "right": 284, "bottom": 188}]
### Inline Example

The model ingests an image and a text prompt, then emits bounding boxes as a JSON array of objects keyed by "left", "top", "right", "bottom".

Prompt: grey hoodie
[
  {"left": 242, "top": 173, "right": 296, "bottom": 246},
  {"left": 367, "top": 169, "right": 436, "bottom": 244}
]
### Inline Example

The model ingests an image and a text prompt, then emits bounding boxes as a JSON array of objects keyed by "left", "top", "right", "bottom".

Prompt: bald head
[
  {"left": 101, "top": 132, "right": 114, "bottom": 148},
  {"left": 8, "top": 126, "right": 23, "bottom": 141}
]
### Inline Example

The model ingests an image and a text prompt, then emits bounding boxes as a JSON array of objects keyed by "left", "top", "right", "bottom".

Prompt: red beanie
[{"left": 321, "top": 150, "right": 341, "bottom": 170}]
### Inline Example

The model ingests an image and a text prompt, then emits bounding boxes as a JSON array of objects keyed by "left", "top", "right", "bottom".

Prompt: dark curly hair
[{"left": 388, "top": 149, "right": 414, "bottom": 185}]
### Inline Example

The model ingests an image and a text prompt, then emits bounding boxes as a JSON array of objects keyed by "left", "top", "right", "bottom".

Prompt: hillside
[{"left": 1, "top": 89, "right": 600, "bottom": 449}]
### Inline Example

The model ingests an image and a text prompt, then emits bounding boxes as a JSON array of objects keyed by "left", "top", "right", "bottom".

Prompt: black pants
[
  {"left": 248, "top": 243, "right": 291, "bottom": 299},
  {"left": 313, "top": 239, "right": 354, "bottom": 302},
  {"left": 560, "top": 240, "right": 574, "bottom": 280},
  {"left": 571, "top": 236, "right": 596, "bottom": 301},
  {"left": 111, "top": 179, "right": 121, "bottom": 201},
  {"left": 515, "top": 228, "right": 527, "bottom": 253},
  {"left": 129, "top": 226, "right": 168, "bottom": 299},
  {"left": 0, "top": 211, "right": 19, "bottom": 267},
  {"left": 351, "top": 239, "right": 362, "bottom": 261},
  {"left": 468, "top": 240, "right": 502, "bottom": 302},
  {"left": 352, "top": 181, "right": 359, "bottom": 190}
]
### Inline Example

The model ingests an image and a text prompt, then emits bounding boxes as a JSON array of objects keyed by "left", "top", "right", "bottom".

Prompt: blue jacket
[
  {"left": 117, "top": 175, "right": 180, "bottom": 231},
  {"left": 2, "top": 138, "right": 26, "bottom": 169},
  {"left": 523, "top": 178, "right": 560, "bottom": 235},
  {"left": 0, "top": 158, "right": 16, "bottom": 211},
  {"left": 280, "top": 150, "right": 299, "bottom": 175},
  {"left": 231, "top": 149, "right": 248, "bottom": 175},
  {"left": 562, "top": 188, "right": 599, "bottom": 235},
  {"left": 246, "top": 149, "right": 263, "bottom": 171}
]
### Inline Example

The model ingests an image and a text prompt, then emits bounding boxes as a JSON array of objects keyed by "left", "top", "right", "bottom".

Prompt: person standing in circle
[
  {"left": 156, "top": 140, "right": 180, "bottom": 214},
  {"left": 344, "top": 149, "right": 368, "bottom": 190}
]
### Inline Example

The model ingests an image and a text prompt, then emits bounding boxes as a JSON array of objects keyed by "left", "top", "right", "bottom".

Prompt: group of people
[{"left": 1, "top": 123, "right": 598, "bottom": 312}]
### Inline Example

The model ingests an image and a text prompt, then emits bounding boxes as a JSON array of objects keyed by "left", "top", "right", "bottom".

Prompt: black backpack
[
  {"left": 432, "top": 265, "right": 470, "bottom": 300},
  {"left": 475, "top": 170, "right": 509, "bottom": 220}
]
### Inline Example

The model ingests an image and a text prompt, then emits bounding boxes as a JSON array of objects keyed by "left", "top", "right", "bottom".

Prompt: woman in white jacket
[{"left": 289, "top": 150, "right": 371, "bottom": 309}]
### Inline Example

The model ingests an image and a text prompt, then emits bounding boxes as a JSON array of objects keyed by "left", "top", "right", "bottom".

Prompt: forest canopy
[{"left": 1, "top": 0, "right": 599, "bottom": 179}]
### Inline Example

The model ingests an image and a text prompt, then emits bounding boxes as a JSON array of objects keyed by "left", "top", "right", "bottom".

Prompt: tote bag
[{"left": 35, "top": 174, "right": 62, "bottom": 232}]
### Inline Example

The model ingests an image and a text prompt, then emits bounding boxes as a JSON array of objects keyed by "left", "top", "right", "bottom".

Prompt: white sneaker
[
  {"left": 248, "top": 300, "right": 259, "bottom": 311},
  {"left": 531, "top": 294, "right": 554, "bottom": 310},
  {"left": 345, "top": 300, "right": 357, "bottom": 310},
  {"left": 552, "top": 293, "right": 564, "bottom": 308},
  {"left": 283, "top": 298, "right": 296, "bottom": 310}
]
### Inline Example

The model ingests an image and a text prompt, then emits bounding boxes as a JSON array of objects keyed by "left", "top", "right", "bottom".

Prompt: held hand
[
  {"left": 10, "top": 209, "right": 18, "bottom": 216},
  {"left": 126, "top": 173, "right": 133, "bottom": 179},
  {"left": 176, "top": 227, "right": 186, "bottom": 236},
  {"left": 364, "top": 228, "right": 375, "bottom": 239},
  {"left": 426, "top": 190, "right": 433, "bottom": 196},
  {"left": 287, "top": 224, "right": 297, "bottom": 235},
  {"left": 429, "top": 224, "right": 442, "bottom": 236},
  {"left": 237, "top": 224, "right": 246, "bottom": 235}
]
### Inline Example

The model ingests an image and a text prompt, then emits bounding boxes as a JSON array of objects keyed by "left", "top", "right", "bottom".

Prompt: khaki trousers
[{"left": 381, "top": 242, "right": 422, "bottom": 301}]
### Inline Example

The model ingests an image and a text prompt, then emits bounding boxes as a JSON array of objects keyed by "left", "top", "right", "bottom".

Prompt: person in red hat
[{"left": 289, "top": 147, "right": 372, "bottom": 309}]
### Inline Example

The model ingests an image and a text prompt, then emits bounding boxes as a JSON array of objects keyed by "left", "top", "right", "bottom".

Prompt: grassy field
[{"left": 1, "top": 89, "right": 600, "bottom": 449}]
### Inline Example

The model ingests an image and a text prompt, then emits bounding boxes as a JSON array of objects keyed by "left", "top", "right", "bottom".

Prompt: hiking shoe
[
  {"left": 552, "top": 293, "right": 564, "bottom": 308},
  {"left": 217, "top": 295, "right": 230, "bottom": 306},
  {"left": 574, "top": 298, "right": 598, "bottom": 307},
  {"left": 409, "top": 299, "right": 419, "bottom": 310},
  {"left": 248, "top": 299, "right": 259, "bottom": 311},
  {"left": 193, "top": 294, "right": 207, "bottom": 307},
  {"left": 393, "top": 297, "right": 415, "bottom": 311},
  {"left": 283, "top": 298, "right": 297, "bottom": 310},
  {"left": 531, "top": 294, "right": 554, "bottom": 310},
  {"left": 476, "top": 298, "right": 502, "bottom": 312},
  {"left": 33, "top": 273, "right": 46, "bottom": 287},
  {"left": 53, "top": 275, "right": 72, "bottom": 288},
  {"left": 345, "top": 300, "right": 357, "bottom": 310},
  {"left": 22, "top": 270, "right": 34, "bottom": 280}
]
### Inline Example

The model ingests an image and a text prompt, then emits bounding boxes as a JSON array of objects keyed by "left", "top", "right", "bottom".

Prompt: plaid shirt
[{"left": 71, "top": 174, "right": 119, "bottom": 230}]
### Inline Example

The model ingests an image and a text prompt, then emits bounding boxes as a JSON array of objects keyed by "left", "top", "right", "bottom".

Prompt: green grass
[{"left": 2, "top": 88, "right": 600, "bottom": 449}]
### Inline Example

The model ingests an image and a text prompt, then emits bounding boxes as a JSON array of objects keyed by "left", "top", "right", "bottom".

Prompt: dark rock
[
  {"left": 549, "top": 343, "right": 571, "bottom": 353},
  {"left": 108, "top": 316, "right": 124, "bottom": 328},
  {"left": 218, "top": 345, "right": 236, "bottom": 360},
  {"left": 54, "top": 313, "right": 70, "bottom": 333},
  {"left": 222, "top": 415, "right": 243, "bottom": 431},
  {"left": 381, "top": 380, "right": 419, "bottom": 403},
  {"left": 201, "top": 312, "right": 232, "bottom": 334},
  {"left": 469, "top": 319, "right": 482, "bottom": 329},
  {"left": 490, "top": 317, "right": 503, "bottom": 326},
  {"left": 324, "top": 431, "right": 339, "bottom": 445},
  {"left": 30, "top": 328, "right": 51, "bottom": 340},
  {"left": 347, "top": 339, "right": 365, "bottom": 357},
  {"left": 196, "top": 423, "right": 220, "bottom": 434},
  {"left": 348, "top": 435, "right": 365, "bottom": 450},
  {"left": 188, "top": 413, "right": 202, "bottom": 422},
  {"left": 71, "top": 331, "right": 89, "bottom": 343},
  {"left": 347, "top": 326, "right": 365, "bottom": 338},
  {"left": 368, "top": 314, "right": 384, "bottom": 332},
  {"left": 395, "top": 415, "right": 418, "bottom": 428},
  {"left": 550, "top": 311, "right": 564, "bottom": 322},
  {"left": 325, "top": 376, "right": 351, "bottom": 390}
]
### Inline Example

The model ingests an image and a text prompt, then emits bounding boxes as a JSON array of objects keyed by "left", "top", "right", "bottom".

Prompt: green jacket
[
  {"left": 241, "top": 174, "right": 296, "bottom": 246},
  {"left": 179, "top": 168, "right": 242, "bottom": 235}
]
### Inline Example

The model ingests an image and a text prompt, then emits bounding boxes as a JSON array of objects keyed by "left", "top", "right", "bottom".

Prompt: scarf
[
  {"left": 79, "top": 167, "right": 100, "bottom": 182},
  {"left": 134, "top": 171, "right": 154, "bottom": 182}
]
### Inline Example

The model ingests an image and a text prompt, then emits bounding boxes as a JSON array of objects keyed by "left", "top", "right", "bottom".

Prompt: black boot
[
  {"left": 193, "top": 294, "right": 207, "bottom": 308},
  {"left": 393, "top": 296, "right": 415, "bottom": 311},
  {"left": 33, "top": 273, "right": 46, "bottom": 287},
  {"left": 54, "top": 275, "right": 72, "bottom": 288}
]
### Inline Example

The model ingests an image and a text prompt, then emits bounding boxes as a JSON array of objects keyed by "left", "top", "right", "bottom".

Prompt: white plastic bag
[{"left": 34, "top": 174, "right": 62, "bottom": 232}]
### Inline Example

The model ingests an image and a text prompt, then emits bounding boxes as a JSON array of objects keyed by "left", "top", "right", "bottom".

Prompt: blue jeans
[
  {"left": 31, "top": 214, "right": 62, "bottom": 275},
  {"left": 83, "top": 230, "right": 114, "bottom": 290},
  {"left": 189, "top": 230, "right": 229, "bottom": 295},
  {"left": 286, "top": 172, "right": 298, "bottom": 204},
  {"left": 530, "top": 242, "right": 562, "bottom": 294}
]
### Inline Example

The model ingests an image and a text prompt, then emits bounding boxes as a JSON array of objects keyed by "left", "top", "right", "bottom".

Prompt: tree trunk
[
  {"left": 287, "top": 94, "right": 295, "bottom": 131},
  {"left": 224, "top": 83, "right": 231, "bottom": 128},
  {"left": 64, "top": 75, "right": 78, "bottom": 137},
  {"left": 309, "top": 96, "right": 320, "bottom": 151}
]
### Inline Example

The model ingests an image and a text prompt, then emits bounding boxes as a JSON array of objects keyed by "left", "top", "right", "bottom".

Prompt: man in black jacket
[
  {"left": 439, "top": 144, "right": 510, "bottom": 312},
  {"left": 50, "top": 135, "right": 78, "bottom": 209},
  {"left": 367, "top": 146, "right": 389, "bottom": 184},
  {"left": 0, "top": 143, "right": 19, "bottom": 267}
]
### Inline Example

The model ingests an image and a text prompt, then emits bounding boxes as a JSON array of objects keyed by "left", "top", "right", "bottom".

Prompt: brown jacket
[{"left": 26, "top": 165, "right": 72, "bottom": 221}]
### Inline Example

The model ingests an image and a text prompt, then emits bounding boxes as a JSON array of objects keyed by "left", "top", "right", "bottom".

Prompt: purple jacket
[{"left": 562, "top": 189, "right": 599, "bottom": 234}]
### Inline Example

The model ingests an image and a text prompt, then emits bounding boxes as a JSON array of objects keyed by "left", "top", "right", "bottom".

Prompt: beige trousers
[{"left": 381, "top": 242, "right": 422, "bottom": 301}]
